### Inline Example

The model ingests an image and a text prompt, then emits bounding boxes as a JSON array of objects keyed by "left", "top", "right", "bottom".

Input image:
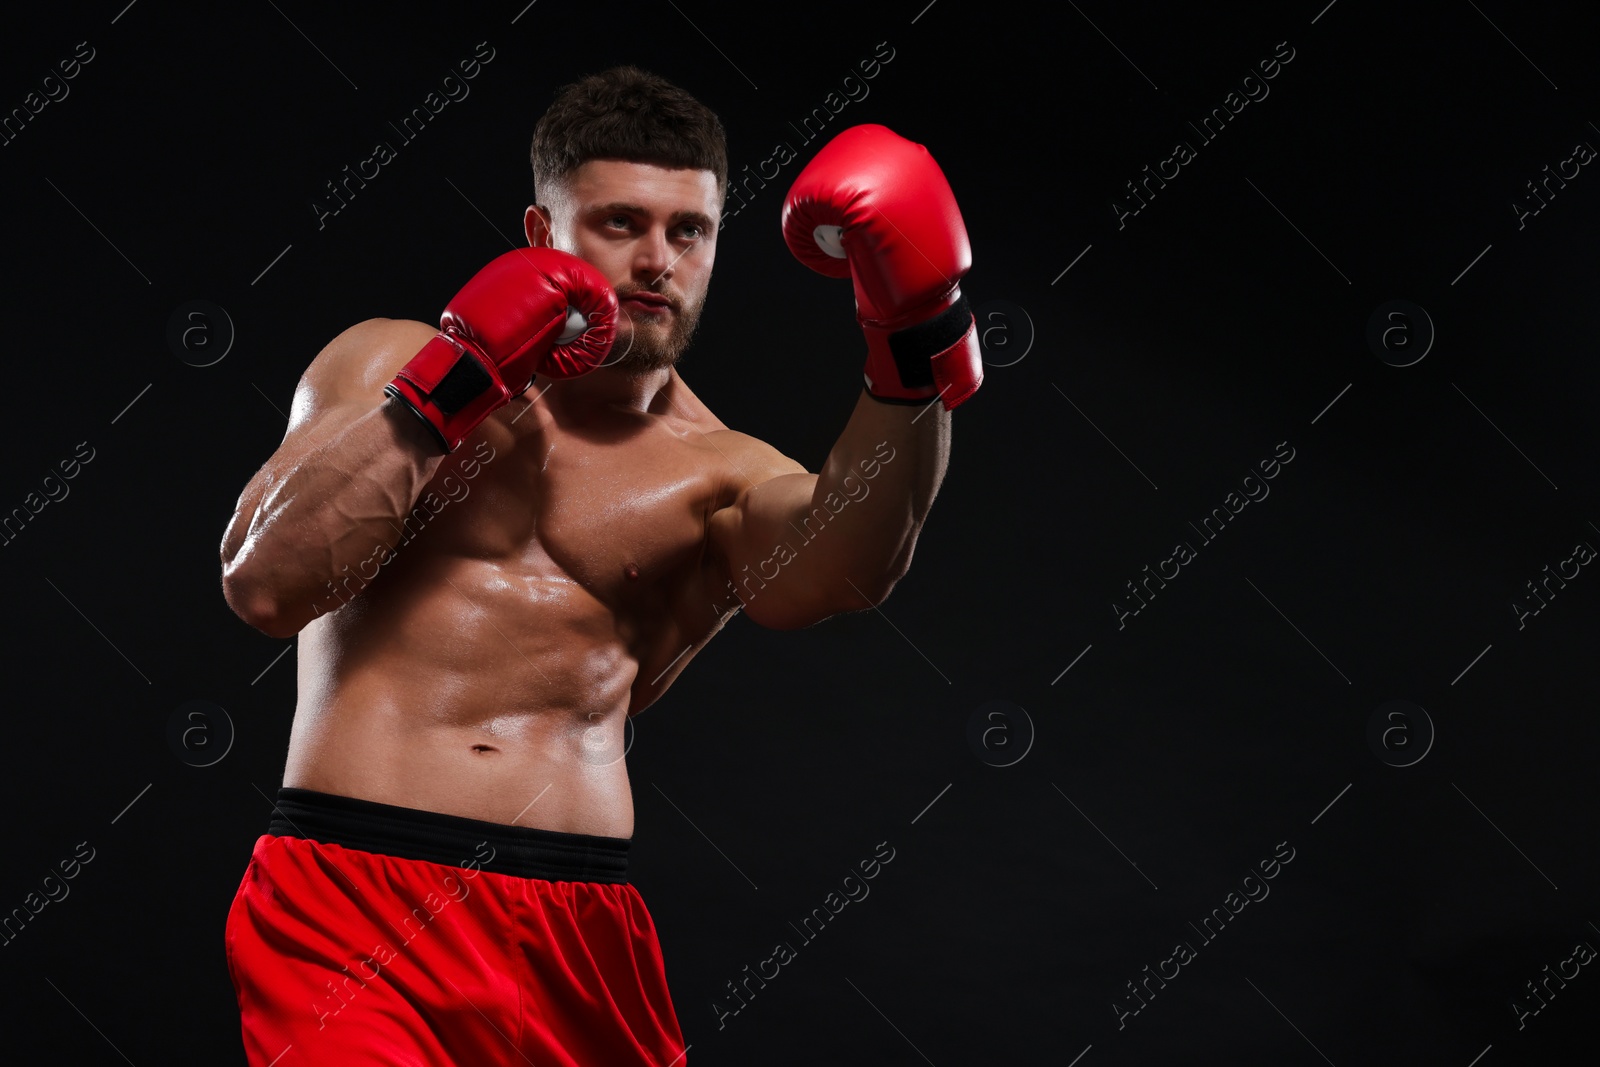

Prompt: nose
[{"left": 634, "top": 225, "right": 674, "bottom": 286}]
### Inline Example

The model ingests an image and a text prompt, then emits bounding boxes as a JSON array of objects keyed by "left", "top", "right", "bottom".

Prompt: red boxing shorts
[{"left": 226, "top": 787, "right": 688, "bottom": 1066}]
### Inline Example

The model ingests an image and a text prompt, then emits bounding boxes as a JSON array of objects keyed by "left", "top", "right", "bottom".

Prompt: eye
[
  {"left": 605, "top": 214, "right": 631, "bottom": 230},
  {"left": 678, "top": 223, "right": 704, "bottom": 241}
]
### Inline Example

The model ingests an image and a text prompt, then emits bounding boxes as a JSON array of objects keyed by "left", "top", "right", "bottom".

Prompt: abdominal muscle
[{"left": 281, "top": 554, "right": 643, "bottom": 839}]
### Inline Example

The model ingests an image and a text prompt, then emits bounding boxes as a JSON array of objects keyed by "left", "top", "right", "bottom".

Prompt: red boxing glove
[
  {"left": 782, "top": 124, "right": 981, "bottom": 411},
  {"left": 385, "top": 248, "right": 618, "bottom": 453}
]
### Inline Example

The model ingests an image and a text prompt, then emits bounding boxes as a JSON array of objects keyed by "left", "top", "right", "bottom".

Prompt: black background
[{"left": 2, "top": 1, "right": 1598, "bottom": 1063}]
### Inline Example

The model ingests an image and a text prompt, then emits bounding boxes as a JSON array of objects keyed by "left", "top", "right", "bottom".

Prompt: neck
[{"left": 537, "top": 364, "right": 677, "bottom": 417}]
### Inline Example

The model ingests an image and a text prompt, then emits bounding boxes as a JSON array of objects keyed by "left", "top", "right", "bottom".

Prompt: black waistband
[{"left": 266, "top": 787, "right": 630, "bottom": 883}]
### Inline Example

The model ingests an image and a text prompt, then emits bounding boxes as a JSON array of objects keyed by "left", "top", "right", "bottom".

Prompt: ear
[{"left": 524, "top": 204, "right": 553, "bottom": 248}]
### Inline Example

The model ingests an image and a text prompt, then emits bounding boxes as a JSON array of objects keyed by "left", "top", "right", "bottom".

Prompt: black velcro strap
[
  {"left": 383, "top": 385, "right": 452, "bottom": 453},
  {"left": 429, "top": 349, "right": 495, "bottom": 416},
  {"left": 888, "top": 293, "right": 972, "bottom": 388}
]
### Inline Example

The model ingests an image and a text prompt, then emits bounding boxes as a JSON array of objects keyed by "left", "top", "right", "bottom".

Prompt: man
[{"left": 219, "top": 66, "right": 979, "bottom": 1065}]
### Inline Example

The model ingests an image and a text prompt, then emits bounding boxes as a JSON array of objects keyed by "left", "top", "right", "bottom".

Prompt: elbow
[
  {"left": 746, "top": 573, "right": 900, "bottom": 631},
  {"left": 251, "top": 611, "right": 308, "bottom": 641},
  {"left": 855, "top": 575, "right": 901, "bottom": 609},
  {"left": 842, "top": 562, "right": 906, "bottom": 612},
  {"left": 742, "top": 548, "right": 912, "bottom": 630},
  {"left": 221, "top": 563, "right": 307, "bottom": 639},
  {"left": 862, "top": 543, "right": 916, "bottom": 606}
]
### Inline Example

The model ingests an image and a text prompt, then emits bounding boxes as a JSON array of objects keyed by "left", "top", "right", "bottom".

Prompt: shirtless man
[{"left": 219, "top": 67, "right": 980, "bottom": 1065}]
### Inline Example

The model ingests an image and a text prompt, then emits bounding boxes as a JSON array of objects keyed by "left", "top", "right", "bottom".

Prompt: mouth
[{"left": 619, "top": 291, "right": 674, "bottom": 316}]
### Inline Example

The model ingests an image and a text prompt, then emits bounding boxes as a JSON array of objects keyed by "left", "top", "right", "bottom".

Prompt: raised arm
[
  {"left": 708, "top": 389, "right": 949, "bottom": 630},
  {"left": 219, "top": 317, "right": 450, "bottom": 637},
  {"left": 708, "top": 125, "right": 978, "bottom": 630},
  {"left": 220, "top": 248, "right": 618, "bottom": 637}
]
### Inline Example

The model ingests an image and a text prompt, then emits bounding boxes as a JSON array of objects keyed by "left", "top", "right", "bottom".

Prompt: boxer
[{"left": 219, "top": 66, "right": 978, "bottom": 1065}]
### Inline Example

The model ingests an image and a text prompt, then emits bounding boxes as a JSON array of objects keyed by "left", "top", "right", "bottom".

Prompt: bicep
[
  {"left": 712, "top": 460, "right": 859, "bottom": 630},
  {"left": 220, "top": 317, "right": 431, "bottom": 563},
  {"left": 710, "top": 471, "right": 817, "bottom": 569}
]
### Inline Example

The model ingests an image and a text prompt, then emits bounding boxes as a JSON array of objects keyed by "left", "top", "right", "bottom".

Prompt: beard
[{"left": 605, "top": 285, "right": 704, "bottom": 374}]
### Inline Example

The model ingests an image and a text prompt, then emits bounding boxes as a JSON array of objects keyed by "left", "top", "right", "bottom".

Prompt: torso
[{"left": 283, "top": 325, "right": 763, "bottom": 838}]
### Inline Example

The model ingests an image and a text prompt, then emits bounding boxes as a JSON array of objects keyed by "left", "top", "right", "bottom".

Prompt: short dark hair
[{"left": 530, "top": 66, "right": 727, "bottom": 204}]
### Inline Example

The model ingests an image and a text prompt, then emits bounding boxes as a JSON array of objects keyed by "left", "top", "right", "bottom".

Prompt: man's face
[{"left": 526, "top": 160, "right": 720, "bottom": 375}]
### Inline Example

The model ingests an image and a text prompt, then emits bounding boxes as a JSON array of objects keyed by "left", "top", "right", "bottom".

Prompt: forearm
[
  {"left": 809, "top": 389, "right": 951, "bottom": 604},
  {"left": 222, "top": 397, "right": 447, "bottom": 635}
]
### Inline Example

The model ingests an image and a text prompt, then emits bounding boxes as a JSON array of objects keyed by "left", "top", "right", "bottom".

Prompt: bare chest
[{"left": 412, "top": 405, "right": 738, "bottom": 623}]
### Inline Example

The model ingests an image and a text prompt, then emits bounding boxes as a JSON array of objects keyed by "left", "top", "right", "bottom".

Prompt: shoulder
[
  {"left": 288, "top": 317, "right": 436, "bottom": 433},
  {"left": 703, "top": 427, "right": 809, "bottom": 485},
  {"left": 301, "top": 316, "right": 435, "bottom": 392},
  {"left": 662, "top": 370, "right": 808, "bottom": 482}
]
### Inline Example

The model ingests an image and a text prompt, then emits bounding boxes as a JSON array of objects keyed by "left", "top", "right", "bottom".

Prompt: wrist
[
  {"left": 381, "top": 390, "right": 451, "bottom": 455},
  {"left": 860, "top": 291, "right": 982, "bottom": 411},
  {"left": 385, "top": 330, "right": 511, "bottom": 454}
]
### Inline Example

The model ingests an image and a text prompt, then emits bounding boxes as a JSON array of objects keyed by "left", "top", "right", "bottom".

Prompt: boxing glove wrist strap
[
  {"left": 861, "top": 292, "right": 982, "bottom": 411},
  {"left": 384, "top": 331, "right": 512, "bottom": 454}
]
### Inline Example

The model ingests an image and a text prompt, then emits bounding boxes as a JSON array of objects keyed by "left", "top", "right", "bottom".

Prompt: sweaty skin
[{"left": 220, "top": 161, "right": 950, "bottom": 839}]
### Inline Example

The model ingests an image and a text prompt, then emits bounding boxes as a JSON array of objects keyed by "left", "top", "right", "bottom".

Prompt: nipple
[{"left": 625, "top": 563, "right": 640, "bottom": 580}]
